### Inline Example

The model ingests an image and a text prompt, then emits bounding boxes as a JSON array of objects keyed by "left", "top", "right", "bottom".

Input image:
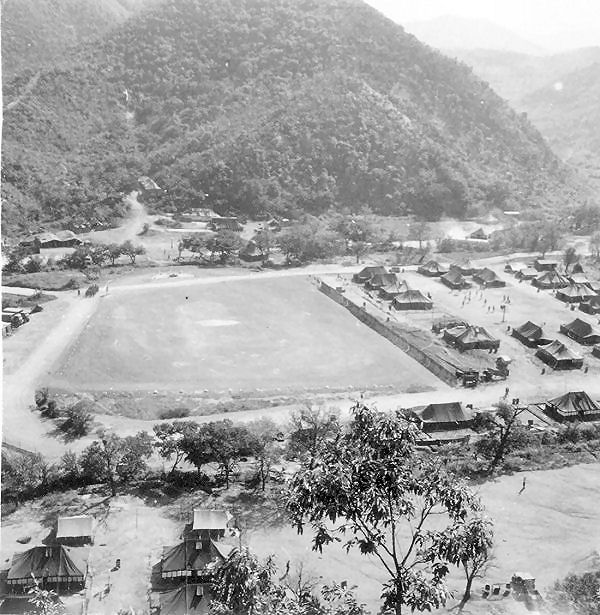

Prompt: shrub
[
  {"left": 85, "top": 283, "right": 99, "bottom": 297},
  {"left": 159, "top": 407, "right": 191, "bottom": 419},
  {"left": 61, "top": 403, "right": 93, "bottom": 438}
]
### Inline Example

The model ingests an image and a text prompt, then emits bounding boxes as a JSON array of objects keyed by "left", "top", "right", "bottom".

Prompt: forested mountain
[
  {"left": 1, "top": 0, "right": 591, "bottom": 236},
  {"left": 1, "top": 0, "right": 153, "bottom": 79}
]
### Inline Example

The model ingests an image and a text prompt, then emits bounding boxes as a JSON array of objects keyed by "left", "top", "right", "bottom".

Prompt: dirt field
[{"left": 49, "top": 276, "right": 441, "bottom": 404}]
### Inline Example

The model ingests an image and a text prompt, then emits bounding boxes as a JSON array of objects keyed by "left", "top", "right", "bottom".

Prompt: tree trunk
[{"left": 458, "top": 571, "right": 475, "bottom": 612}]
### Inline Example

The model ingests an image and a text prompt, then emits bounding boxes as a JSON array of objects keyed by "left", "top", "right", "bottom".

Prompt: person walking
[{"left": 519, "top": 476, "right": 526, "bottom": 494}]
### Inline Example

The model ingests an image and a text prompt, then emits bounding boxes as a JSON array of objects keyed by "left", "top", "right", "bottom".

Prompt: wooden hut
[
  {"left": 534, "top": 258, "right": 559, "bottom": 272},
  {"left": 405, "top": 402, "right": 472, "bottom": 432}
]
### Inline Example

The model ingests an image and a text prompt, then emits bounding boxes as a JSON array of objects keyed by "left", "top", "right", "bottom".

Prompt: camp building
[
  {"left": 6, "top": 545, "right": 87, "bottom": 593},
  {"left": 417, "top": 260, "right": 448, "bottom": 277},
  {"left": 405, "top": 402, "right": 472, "bottom": 432},
  {"left": 392, "top": 287, "right": 432, "bottom": 311},
  {"left": 451, "top": 259, "right": 475, "bottom": 276},
  {"left": 472, "top": 268, "right": 506, "bottom": 288},
  {"left": 534, "top": 258, "right": 559, "bottom": 272},
  {"left": 555, "top": 283, "right": 596, "bottom": 303},
  {"left": 239, "top": 240, "right": 263, "bottom": 262},
  {"left": 365, "top": 272, "right": 398, "bottom": 291},
  {"left": 208, "top": 217, "right": 242, "bottom": 232},
  {"left": 560, "top": 318, "right": 600, "bottom": 346},
  {"left": 540, "top": 391, "right": 600, "bottom": 423},
  {"left": 352, "top": 265, "right": 386, "bottom": 284},
  {"left": 580, "top": 295, "right": 600, "bottom": 315},
  {"left": 443, "top": 325, "right": 500, "bottom": 351},
  {"left": 440, "top": 269, "right": 470, "bottom": 290},
  {"left": 159, "top": 540, "right": 234, "bottom": 582},
  {"left": 535, "top": 340, "right": 583, "bottom": 370},
  {"left": 56, "top": 515, "right": 93, "bottom": 546},
  {"left": 511, "top": 321, "right": 550, "bottom": 348},
  {"left": 532, "top": 270, "right": 569, "bottom": 289}
]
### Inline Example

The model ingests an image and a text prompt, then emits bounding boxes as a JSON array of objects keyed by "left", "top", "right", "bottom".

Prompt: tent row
[
  {"left": 353, "top": 266, "right": 433, "bottom": 310},
  {"left": 418, "top": 261, "right": 507, "bottom": 288}
]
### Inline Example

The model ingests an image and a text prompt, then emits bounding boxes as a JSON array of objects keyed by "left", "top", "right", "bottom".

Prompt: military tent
[
  {"left": 417, "top": 260, "right": 448, "bottom": 277},
  {"left": 541, "top": 391, "right": 600, "bottom": 423},
  {"left": 556, "top": 284, "right": 596, "bottom": 303},
  {"left": 441, "top": 269, "right": 470, "bottom": 290},
  {"left": 532, "top": 270, "right": 569, "bottom": 289},
  {"left": 392, "top": 288, "right": 432, "bottom": 311},
  {"left": 406, "top": 402, "right": 472, "bottom": 432},
  {"left": 560, "top": 318, "right": 600, "bottom": 346},
  {"left": 352, "top": 266, "right": 386, "bottom": 284},
  {"left": 451, "top": 259, "right": 475, "bottom": 276},
  {"left": 511, "top": 321, "right": 550, "bottom": 348},
  {"left": 472, "top": 268, "right": 506, "bottom": 288},
  {"left": 535, "top": 340, "right": 583, "bottom": 370},
  {"left": 160, "top": 540, "right": 233, "bottom": 580},
  {"left": 7, "top": 545, "right": 87, "bottom": 591},
  {"left": 159, "top": 584, "right": 212, "bottom": 615},
  {"left": 378, "top": 281, "right": 404, "bottom": 300},
  {"left": 568, "top": 273, "right": 590, "bottom": 286},
  {"left": 365, "top": 272, "right": 398, "bottom": 291},
  {"left": 516, "top": 267, "right": 538, "bottom": 280},
  {"left": 469, "top": 227, "right": 488, "bottom": 240},
  {"left": 443, "top": 325, "right": 500, "bottom": 351},
  {"left": 534, "top": 258, "right": 559, "bottom": 272}
]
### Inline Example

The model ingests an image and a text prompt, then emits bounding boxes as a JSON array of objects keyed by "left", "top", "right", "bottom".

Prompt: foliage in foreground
[{"left": 548, "top": 569, "right": 600, "bottom": 615}]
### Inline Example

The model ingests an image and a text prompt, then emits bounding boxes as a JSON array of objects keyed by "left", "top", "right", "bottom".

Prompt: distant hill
[
  {"left": 1, "top": 0, "right": 152, "bottom": 78},
  {"left": 1, "top": 0, "right": 591, "bottom": 236},
  {"left": 405, "top": 15, "right": 545, "bottom": 55}
]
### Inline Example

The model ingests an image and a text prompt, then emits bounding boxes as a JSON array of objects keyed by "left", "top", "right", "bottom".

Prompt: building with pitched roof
[
  {"left": 532, "top": 270, "right": 569, "bottom": 289},
  {"left": 392, "top": 288, "right": 433, "bottom": 311},
  {"left": 440, "top": 269, "right": 470, "bottom": 290},
  {"left": 417, "top": 260, "right": 448, "bottom": 277},
  {"left": 352, "top": 266, "right": 386, "bottom": 284},
  {"left": 472, "top": 267, "right": 506, "bottom": 288},
  {"left": 560, "top": 318, "right": 600, "bottom": 346},
  {"left": 443, "top": 325, "right": 500, "bottom": 351},
  {"left": 405, "top": 401, "right": 472, "bottom": 432},
  {"left": 540, "top": 391, "right": 600, "bottom": 423},
  {"left": 535, "top": 340, "right": 583, "bottom": 370},
  {"left": 556, "top": 283, "right": 596, "bottom": 303},
  {"left": 511, "top": 321, "right": 550, "bottom": 348}
]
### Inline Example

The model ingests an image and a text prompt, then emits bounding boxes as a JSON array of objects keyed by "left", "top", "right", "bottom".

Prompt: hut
[
  {"left": 534, "top": 258, "right": 559, "bottom": 272},
  {"left": 365, "top": 272, "right": 398, "bottom": 291},
  {"left": 441, "top": 269, "right": 471, "bottom": 290},
  {"left": 443, "top": 325, "right": 500, "bottom": 351},
  {"left": 239, "top": 240, "right": 263, "bottom": 262},
  {"left": 556, "top": 283, "right": 596, "bottom": 303},
  {"left": 417, "top": 260, "right": 448, "bottom": 277},
  {"left": 208, "top": 217, "right": 242, "bottom": 232},
  {"left": 56, "top": 515, "right": 93, "bottom": 546},
  {"left": 560, "top": 318, "right": 600, "bottom": 346},
  {"left": 159, "top": 584, "right": 213, "bottom": 615},
  {"left": 352, "top": 266, "right": 386, "bottom": 284},
  {"left": 593, "top": 345, "right": 600, "bottom": 359},
  {"left": 532, "top": 270, "right": 569, "bottom": 290},
  {"left": 472, "top": 268, "right": 506, "bottom": 288},
  {"left": 515, "top": 267, "right": 538, "bottom": 281},
  {"left": 405, "top": 402, "right": 472, "bottom": 432},
  {"left": 392, "top": 288, "right": 433, "bottom": 311},
  {"left": 451, "top": 259, "right": 475, "bottom": 276},
  {"left": 6, "top": 545, "right": 87, "bottom": 592},
  {"left": 511, "top": 321, "right": 550, "bottom": 348},
  {"left": 579, "top": 295, "right": 600, "bottom": 315},
  {"left": 535, "top": 340, "right": 583, "bottom": 370},
  {"left": 541, "top": 391, "right": 600, "bottom": 423},
  {"left": 468, "top": 227, "right": 488, "bottom": 240}
]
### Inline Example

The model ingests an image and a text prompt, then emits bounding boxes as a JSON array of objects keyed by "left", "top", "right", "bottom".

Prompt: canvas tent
[
  {"left": 535, "top": 340, "right": 583, "bottom": 370},
  {"left": 560, "top": 318, "right": 600, "bottom": 346},
  {"left": 534, "top": 258, "right": 559, "bottom": 271},
  {"left": 516, "top": 267, "right": 538, "bottom": 281},
  {"left": 7, "top": 545, "right": 87, "bottom": 591},
  {"left": 187, "top": 509, "right": 233, "bottom": 542},
  {"left": 159, "top": 584, "right": 212, "bottom": 615},
  {"left": 392, "top": 288, "right": 432, "bottom": 311},
  {"left": 56, "top": 515, "right": 93, "bottom": 546},
  {"left": 472, "top": 268, "right": 506, "bottom": 288},
  {"left": 417, "top": 260, "right": 448, "bottom": 277},
  {"left": 378, "top": 281, "right": 404, "bottom": 300},
  {"left": 511, "top": 321, "right": 550, "bottom": 348},
  {"left": 406, "top": 402, "right": 472, "bottom": 432},
  {"left": 504, "top": 262, "right": 526, "bottom": 274},
  {"left": 443, "top": 325, "right": 500, "bottom": 351},
  {"left": 469, "top": 227, "right": 488, "bottom": 240},
  {"left": 365, "top": 272, "right": 398, "bottom": 291},
  {"left": 556, "top": 283, "right": 596, "bottom": 303},
  {"left": 568, "top": 273, "right": 590, "bottom": 286},
  {"left": 451, "top": 260, "right": 475, "bottom": 276},
  {"left": 441, "top": 269, "right": 470, "bottom": 290},
  {"left": 160, "top": 541, "right": 233, "bottom": 580},
  {"left": 352, "top": 266, "right": 386, "bottom": 284},
  {"left": 541, "top": 391, "right": 600, "bottom": 423},
  {"left": 580, "top": 295, "right": 600, "bottom": 315},
  {"left": 532, "top": 270, "right": 569, "bottom": 289}
]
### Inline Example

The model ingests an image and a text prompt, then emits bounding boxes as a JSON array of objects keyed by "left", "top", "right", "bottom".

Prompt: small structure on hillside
[
  {"left": 534, "top": 258, "right": 559, "bottom": 272},
  {"left": 208, "top": 217, "right": 242, "bottom": 232},
  {"left": 540, "top": 391, "right": 600, "bottom": 423},
  {"left": 56, "top": 515, "right": 93, "bottom": 546},
  {"left": 20, "top": 231, "right": 82, "bottom": 253},
  {"left": 511, "top": 321, "right": 550, "bottom": 348},
  {"left": 472, "top": 268, "right": 506, "bottom": 288},
  {"left": 535, "top": 340, "right": 583, "bottom": 370},
  {"left": 568, "top": 273, "right": 590, "bottom": 286},
  {"left": 392, "top": 287, "right": 433, "bottom": 311},
  {"left": 365, "top": 272, "right": 398, "bottom": 291},
  {"left": 441, "top": 269, "right": 471, "bottom": 290},
  {"left": 560, "top": 318, "right": 600, "bottom": 346},
  {"left": 181, "top": 208, "right": 218, "bottom": 222},
  {"left": 404, "top": 401, "right": 472, "bottom": 432},
  {"left": 417, "top": 260, "right": 448, "bottom": 277},
  {"left": 468, "top": 227, "right": 488, "bottom": 240},
  {"left": 532, "top": 270, "right": 569, "bottom": 290},
  {"left": 138, "top": 176, "right": 162, "bottom": 197},
  {"left": 504, "top": 262, "right": 526, "bottom": 274},
  {"left": 443, "top": 325, "right": 500, "bottom": 351},
  {"left": 352, "top": 265, "right": 386, "bottom": 284},
  {"left": 556, "top": 283, "right": 596, "bottom": 303},
  {"left": 451, "top": 259, "right": 475, "bottom": 276},
  {"left": 6, "top": 545, "right": 88, "bottom": 592}
]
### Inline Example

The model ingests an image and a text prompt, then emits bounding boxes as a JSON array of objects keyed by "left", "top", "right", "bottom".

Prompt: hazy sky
[{"left": 364, "top": 0, "right": 600, "bottom": 51}]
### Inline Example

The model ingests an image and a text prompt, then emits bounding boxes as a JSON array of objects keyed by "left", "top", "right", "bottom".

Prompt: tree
[
  {"left": 247, "top": 418, "right": 282, "bottom": 490},
  {"left": 26, "top": 580, "right": 65, "bottom": 615},
  {"left": 207, "top": 421, "right": 254, "bottom": 488},
  {"left": 331, "top": 212, "right": 380, "bottom": 263},
  {"left": 120, "top": 240, "right": 146, "bottom": 264},
  {"left": 206, "top": 230, "right": 243, "bottom": 264},
  {"left": 408, "top": 220, "right": 430, "bottom": 250},
  {"left": 60, "top": 402, "right": 93, "bottom": 438},
  {"left": 153, "top": 420, "right": 199, "bottom": 476},
  {"left": 563, "top": 246, "right": 579, "bottom": 274},
  {"left": 548, "top": 569, "right": 600, "bottom": 615},
  {"left": 475, "top": 402, "right": 530, "bottom": 473},
  {"left": 427, "top": 517, "right": 493, "bottom": 611},
  {"left": 590, "top": 231, "right": 600, "bottom": 260},
  {"left": 538, "top": 220, "right": 563, "bottom": 257},
  {"left": 2, "top": 451, "right": 56, "bottom": 501},
  {"left": 286, "top": 403, "right": 483, "bottom": 615},
  {"left": 253, "top": 229, "right": 274, "bottom": 263},
  {"left": 287, "top": 405, "right": 340, "bottom": 469},
  {"left": 107, "top": 243, "right": 123, "bottom": 266},
  {"left": 80, "top": 431, "right": 153, "bottom": 495}
]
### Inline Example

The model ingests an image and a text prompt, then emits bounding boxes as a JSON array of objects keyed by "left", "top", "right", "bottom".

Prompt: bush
[
  {"left": 159, "top": 407, "right": 191, "bottom": 419},
  {"left": 85, "top": 283, "right": 99, "bottom": 297},
  {"left": 61, "top": 403, "right": 93, "bottom": 438}
]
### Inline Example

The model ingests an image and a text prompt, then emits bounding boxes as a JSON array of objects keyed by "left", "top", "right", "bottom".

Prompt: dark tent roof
[
  {"left": 367, "top": 273, "right": 398, "bottom": 288},
  {"left": 545, "top": 391, "right": 600, "bottom": 415},
  {"left": 161, "top": 543, "right": 219, "bottom": 574},
  {"left": 513, "top": 321, "right": 543, "bottom": 340},
  {"left": 411, "top": 402, "right": 469, "bottom": 424},
  {"left": 418, "top": 260, "right": 448, "bottom": 274},
  {"left": 537, "top": 340, "right": 582, "bottom": 361},
  {"left": 473, "top": 268, "right": 502, "bottom": 283},
  {"left": 441, "top": 269, "right": 468, "bottom": 286},
  {"left": 469, "top": 227, "right": 488, "bottom": 239},
  {"left": 561, "top": 318, "right": 597, "bottom": 337},
  {"left": 8, "top": 546, "right": 87, "bottom": 583},
  {"left": 444, "top": 325, "right": 499, "bottom": 347},
  {"left": 239, "top": 240, "right": 261, "bottom": 258},
  {"left": 557, "top": 283, "right": 596, "bottom": 300},
  {"left": 533, "top": 270, "right": 569, "bottom": 287},
  {"left": 354, "top": 266, "right": 386, "bottom": 281},
  {"left": 392, "top": 288, "right": 432, "bottom": 308},
  {"left": 159, "top": 584, "right": 211, "bottom": 615}
]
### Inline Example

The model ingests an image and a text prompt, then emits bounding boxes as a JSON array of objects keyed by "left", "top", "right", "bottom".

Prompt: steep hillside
[{"left": 1, "top": 0, "right": 590, "bottom": 235}]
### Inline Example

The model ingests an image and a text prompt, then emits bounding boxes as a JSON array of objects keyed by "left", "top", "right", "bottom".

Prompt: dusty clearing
[{"left": 49, "top": 276, "right": 441, "bottom": 407}]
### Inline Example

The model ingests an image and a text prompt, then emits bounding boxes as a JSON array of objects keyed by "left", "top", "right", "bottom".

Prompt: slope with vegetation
[{"left": 1, "top": 0, "right": 589, "bottom": 237}]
